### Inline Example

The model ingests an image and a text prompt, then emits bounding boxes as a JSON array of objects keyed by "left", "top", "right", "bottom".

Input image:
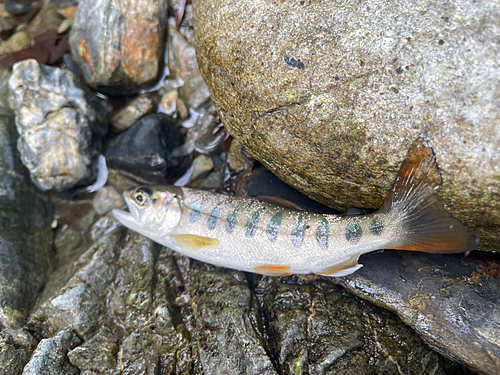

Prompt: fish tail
[{"left": 379, "top": 134, "right": 479, "bottom": 253}]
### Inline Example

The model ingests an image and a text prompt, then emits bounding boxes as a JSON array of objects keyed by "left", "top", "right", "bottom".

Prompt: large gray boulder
[{"left": 193, "top": 0, "right": 500, "bottom": 251}]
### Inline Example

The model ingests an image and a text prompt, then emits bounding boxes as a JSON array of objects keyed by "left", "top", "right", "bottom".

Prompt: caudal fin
[{"left": 380, "top": 134, "right": 479, "bottom": 254}]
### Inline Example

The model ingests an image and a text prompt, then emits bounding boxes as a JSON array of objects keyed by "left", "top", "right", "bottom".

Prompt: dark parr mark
[
  {"left": 369, "top": 217, "right": 384, "bottom": 236},
  {"left": 265, "top": 212, "right": 282, "bottom": 242},
  {"left": 284, "top": 55, "right": 305, "bottom": 70},
  {"left": 315, "top": 219, "right": 329, "bottom": 249},
  {"left": 345, "top": 222, "right": 362, "bottom": 243},
  {"left": 189, "top": 204, "right": 202, "bottom": 224},
  {"left": 207, "top": 208, "right": 221, "bottom": 230},
  {"left": 245, "top": 211, "right": 260, "bottom": 238},
  {"left": 291, "top": 216, "right": 307, "bottom": 248},
  {"left": 225, "top": 207, "right": 240, "bottom": 234}
]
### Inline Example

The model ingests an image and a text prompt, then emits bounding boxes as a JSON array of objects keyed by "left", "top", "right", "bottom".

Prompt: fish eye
[{"left": 133, "top": 187, "right": 153, "bottom": 206}]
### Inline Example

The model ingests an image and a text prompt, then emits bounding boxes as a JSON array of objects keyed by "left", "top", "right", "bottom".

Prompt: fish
[{"left": 113, "top": 134, "right": 479, "bottom": 277}]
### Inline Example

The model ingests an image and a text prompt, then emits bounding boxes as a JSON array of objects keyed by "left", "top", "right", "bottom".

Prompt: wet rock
[
  {"left": 22, "top": 329, "right": 81, "bottom": 375},
  {"left": 0, "top": 68, "right": 52, "bottom": 328},
  {"left": 106, "top": 113, "right": 190, "bottom": 184},
  {"left": 256, "top": 276, "right": 473, "bottom": 375},
  {"left": 194, "top": 0, "right": 500, "bottom": 251},
  {"left": 69, "top": 0, "right": 168, "bottom": 95},
  {"left": 0, "top": 328, "right": 37, "bottom": 375},
  {"left": 168, "top": 26, "right": 210, "bottom": 109},
  {"left": 328, "top": 250, "right": 500, "bottom": 375},
  {"left": 92, "top": 186, "right": 123, "bottom": 215},
  {"left": 26, "top": 0, "right": 63, "bottom": 38},
  {"left": 28, "top": 220, "right": 124, "bottom": 339},
  {"left": 109, "top": 232, "right": 156, "bottom": 332},
  {"left": 111, "top": 92, "right": 159, "bottom": 132},
  {"left": 175, "top": 103, "right": 226, "bottom": 157},
  {"left": 8, "top": 59, "right": 106, "bottom": 191},
  {"left": 67, "top": 326, "right": 119, "bottom": 373},
  {"left": 4, "top": 0, "right": 32, "bottom": 16},
  {"left": 194, "top": 271, "right": 278, "bottom": 375}
]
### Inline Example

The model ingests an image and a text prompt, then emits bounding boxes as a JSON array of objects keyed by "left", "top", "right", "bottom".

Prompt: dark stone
[
  {"left": 69, "top": 0, "right": 168, "bottom": 95},
  {"left": 106, "top": 114, "right": 190, "bottom": 184},
  {"left": 328, "top": 250, "right": 500, "bottom": 375},
  {"left": 4, "top": 0, "right": 32, "bottom": 16},
  {"left": 194, "top": 271, "right": 277, "bottom": 374},
  {"left": 0, "top": 328, "right": 37, "bottom": 375},
  {"left": 0, "top": 68, "right": 52, "bottom": 328},
  {"left": 255, "top": 276, "right": 475, "bottom": 375},
  {"left": 67, "top": 326, "right": 119, "bottom": 372}
]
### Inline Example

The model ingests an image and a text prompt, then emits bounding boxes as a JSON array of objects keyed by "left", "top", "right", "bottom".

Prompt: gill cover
[{"left": 113, "top": 186, "right": 182, "bottom": 235}]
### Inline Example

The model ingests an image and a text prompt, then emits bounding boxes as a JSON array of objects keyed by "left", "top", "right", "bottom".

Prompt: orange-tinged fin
[
  {"left": 316, "top": 256, "right": 363, "bottom": 277},
  {"left": 256, "top": 196, "right": 304, "bottom": 210},
  {"left": 380, "top": 134, "right": 479, "bottom": 254},
  {"left": 253, "top": 265, "right": 292, "bottom": 276},
  {"left": 171, "top": 234, "right": 219, "bottom": 252}
]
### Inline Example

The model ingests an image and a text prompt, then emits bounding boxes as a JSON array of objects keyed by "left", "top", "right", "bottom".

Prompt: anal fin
[
  {"left": 316, "top": 256, "right": 363, "bottom": 277},
  {"left": 253, "top": 265, "right": 293, "bottom": 276},
  {"left": 171, "top": 234, "right": 219, "bottom": 252}
]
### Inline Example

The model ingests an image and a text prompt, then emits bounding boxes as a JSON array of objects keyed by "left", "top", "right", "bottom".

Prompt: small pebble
[
  {"left": 1, "top": 30, "right": 30, "bottom": 54},
  {"left": 57, "top": 18, "right": 73, "bottom": 34},
  {"left": 160, "top": 89, "right": 178, "bottom": 116}
]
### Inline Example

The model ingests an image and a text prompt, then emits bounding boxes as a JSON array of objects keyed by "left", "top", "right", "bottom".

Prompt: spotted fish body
[{"left": 113, "top": 135, "right": 479, "bottom": 277}]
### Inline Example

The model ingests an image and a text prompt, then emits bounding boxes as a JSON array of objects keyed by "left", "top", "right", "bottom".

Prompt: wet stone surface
[
  {"left": 106, "top": 113, "right": 190, "bottom": 184},
  {"left": 8, "top": 58, "right": 106, "bottom": 191},
  {"left": 328, "top": 250, "right": 500, "bottom": 375},
  {"left": 69, "top": 0, "right": 168, "bottom": 94},
  {"left": 0, "top": 328, "right": 37, "bottom": 375},
  {"left": 0, "top": 68, "right": 52, "bottom": 329}
]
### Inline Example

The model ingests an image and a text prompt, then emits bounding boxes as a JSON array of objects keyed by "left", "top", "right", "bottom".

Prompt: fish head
[{"left": 113, "top": 186, "right": 182, "bottom": 236}]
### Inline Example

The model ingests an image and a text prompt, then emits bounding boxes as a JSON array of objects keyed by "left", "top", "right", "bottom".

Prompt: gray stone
[
  {"left": 67, "top": 326, "right": 119, "bottom": 373},
  {"left": 8, "top": 59, "right": 106, "bottom": 191},
  {"left": 193, "top": 0, "right": 500, "bottom": 251},
  {"left": 168, "top": 25, "right": 210, "bottom": 109},
  {"left": 108, "top": 233, "right": 156, "bottom": 332},
  {"left": 22, "top": 329, "right": 81, "bottom": 375},
  {"left": 194, "top": 271, "right": 278, "bottom": 375},
  {"left": 327, "top": 250, "right": 500, "bottom": 375},
  {"left": 0, "top": 329, "right": 37, "bottom": 375},
  {"left": 28, "top": 222, "right": 124, "bottom": 339},
  {"left": 256, "top": 276, "right": 473, "bottom": 375},
  {"left": 92, "top": 186, "right": 123, "bottom": 215},
  {"left": 69, "top": 0, "right": 168, "bottom": 94},
  {"left": 110, "top": 92, "right": 159, "bottom": 132},
  {"left": 0, "top": 68, "right": 52, "bottom": 328}
]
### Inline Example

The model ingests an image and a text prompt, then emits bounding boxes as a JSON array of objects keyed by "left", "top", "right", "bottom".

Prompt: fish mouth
[{"left": 112, "top": 194, "right": 143, "bottom": 232}]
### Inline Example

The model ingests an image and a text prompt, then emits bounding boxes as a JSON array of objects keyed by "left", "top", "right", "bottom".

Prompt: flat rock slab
[
  {"left": 193, "top": 0, "right": 500, "bottom": 251},
  {"left": 328, "top": 250, "right": 500, "bottom": 375}
]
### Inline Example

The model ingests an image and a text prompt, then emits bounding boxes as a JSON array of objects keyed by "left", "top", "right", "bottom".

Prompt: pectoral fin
[
  {"left": 316, "top": 256, "right": 363, "bottom": 277},
  {"left": 171, "top": 234, "right": 219, "bottom": 252}
]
